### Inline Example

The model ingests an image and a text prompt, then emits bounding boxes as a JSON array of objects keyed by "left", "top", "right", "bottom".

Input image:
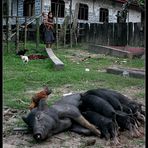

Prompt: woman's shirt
[{"left": 43, "top": 17, "right": 54, "bottom": 30}]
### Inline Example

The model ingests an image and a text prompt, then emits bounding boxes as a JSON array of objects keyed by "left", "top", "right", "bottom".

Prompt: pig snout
[
  {"left": 33, "top": 125, "right": 49, "bottom": 141},
  {"left": 33, "top": 133, "right": 42, "bottom": 141},
  {"left": 33, "top": 112, "right": 55, "bottom": 141}
]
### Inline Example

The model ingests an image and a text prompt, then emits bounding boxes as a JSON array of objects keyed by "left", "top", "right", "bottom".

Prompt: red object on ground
[
  {"left": 109, "top": 46, "right": 144, "bottom": 53},
  {"left": 28, "top": 55, "right": 48, "bottom": 60}
]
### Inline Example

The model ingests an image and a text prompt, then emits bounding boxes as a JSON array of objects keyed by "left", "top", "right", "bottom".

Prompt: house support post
[
  {"left": 69, "top": 0, "right": 72, "bottom": 48},
  {"left": 24, "top": 17, "right": 27, "bottom": 49},
  {"left": 16, "top": 16, "right": 19, "bottom": 52},
  {"left": 36, "top": 17, "right": 40, "bottom": 50},
  {"left": 8, "top": 0, "right": 12, "bottom": 37},
  {"left": 56, "top": 1, "right": 60, "bottom": 50},
  {"left": 6, "top": 16, "right": 9, "bottom": 52},
  {"left": 63, "top": 9, "right": 67, "bottom": 47}
]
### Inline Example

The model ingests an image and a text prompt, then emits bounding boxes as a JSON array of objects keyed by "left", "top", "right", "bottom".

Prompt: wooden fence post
[
  {"left": 64, "top": 18, "right": 66, "bottom": 47},
  {"left": 63, "top": 9, "right": 67, "bottom": 47},
  {"left": 36, "top": 17, "right": 40, "bottom": 50},
  {"left": 72, "top": 2, "right": 79, "bottom": 46},
  {"left": 24, "top": 17, "right": 27, "bottom": 49},
  {"left": 16, "top": 16, "right": 19, "bottom": 52},
  {"left": 69, "top": 0, "right": 72, "bottom": 48},
  {"left": 6, "top": 16, "right": 9, "bottom": 52},
  {"left": 56, "top": 2, "right": 60, "bottom": 50}
]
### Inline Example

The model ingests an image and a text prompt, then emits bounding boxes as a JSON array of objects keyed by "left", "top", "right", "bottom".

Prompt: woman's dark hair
[{"left": 48, "top": 11, "right": 53, "bottom": 18}]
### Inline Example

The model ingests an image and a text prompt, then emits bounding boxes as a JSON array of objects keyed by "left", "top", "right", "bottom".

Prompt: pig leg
[
  {"left": 70, "top": 123, "right": 92, "bottom": 136},
  {"left": 74, "top": 115, "right": 101, "bottom": 136},
  {"left": 110, "top": 137, "right": 120, "bottom": 146},
  {"left": 52, "top": 118, "right": 72, "bottom": 134},
  {"left": 102, "top": 128, "right": 110, "bottom": 140},
  {"left": 129, "top": 124, "right": 141, "bottom": 138},
  {"left": 52, "top": 104, "right": 100, "bottom": 136},
  {"left": 141, "top": 110, "right": 145, "bottom": 116},
  {"left": 136, "top": 112, "right": 145, "bottom": 123},
  {"left": 109, "top": 123, "right": 120, "bottom": 146}
]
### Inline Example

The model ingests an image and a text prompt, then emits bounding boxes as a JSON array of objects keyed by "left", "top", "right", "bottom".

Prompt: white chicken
[{"left": 20, "top": 55, "right": 29, "bottom": 63}]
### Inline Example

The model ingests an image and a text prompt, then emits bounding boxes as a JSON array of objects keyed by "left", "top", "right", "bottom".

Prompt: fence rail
[
  {"left": 3, "top": 14, "right": 42, "bottom": 52},
  {"left": 3, "top": 18, "right": 144, "bottom": 52}
]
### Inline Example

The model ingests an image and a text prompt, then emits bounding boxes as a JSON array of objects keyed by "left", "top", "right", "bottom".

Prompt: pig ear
[
  {"left": 22, "top": 116, "right": 29, "bottom": 125},
  {"left": 38, "top": 99, "right": 49, "bottom": 111}
]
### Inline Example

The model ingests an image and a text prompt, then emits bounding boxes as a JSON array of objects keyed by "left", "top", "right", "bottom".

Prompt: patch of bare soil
[{"left": 65, "top": 49, "right": 103, "bottom": 64}]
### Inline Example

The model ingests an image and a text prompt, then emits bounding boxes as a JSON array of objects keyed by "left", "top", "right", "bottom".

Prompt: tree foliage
[{"left": 136, "top": 0, "right": 144, "bottom": 6}]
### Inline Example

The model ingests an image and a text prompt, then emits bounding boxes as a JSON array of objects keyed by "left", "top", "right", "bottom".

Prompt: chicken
[
  {"left": 20, "top": 55, "right": 29, "bottom": 63},
  {"left": 29, "top": 86, "right": 52, "bottom": 110}
]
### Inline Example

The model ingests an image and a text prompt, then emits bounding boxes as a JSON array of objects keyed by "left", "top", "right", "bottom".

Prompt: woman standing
[{"left": 43, "top": 11, "right": 55, "bottom": 48}]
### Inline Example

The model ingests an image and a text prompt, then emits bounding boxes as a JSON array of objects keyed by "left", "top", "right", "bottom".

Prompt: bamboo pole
[
  {"left": 64, "top": 9, "right": 67, "bottom": 47},
  {"left": 36, "top": 17, "right": 40, "bottom": 50},
  {"left": 6, "top": 16, "right": 9, "bottom": 52},
  {"left": 8, "top": 0, "right": 12, "bottom": 38},
  {"left": 16, "top": 17, "right": 19, "bottom": 52},
  {"left": 127, "top": 10, "right": 129, "bottom": 47},
  {"left": 69, "top": 0, "right": 72, "bottom": 48},
  {"left": 56, "top": 1, "right": 60, "bottom": 50},
  {"left": 64, "top": 20, "right": 66, "bottom": 47},
  {"left": 71, "top": 3, "right": 79, "bottom": 46},
  {"left": 24, "top": 17, "right": 27, "bottom": 49}
]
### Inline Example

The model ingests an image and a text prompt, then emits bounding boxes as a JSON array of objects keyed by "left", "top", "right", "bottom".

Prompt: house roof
[{"left": 115, "top": 0, "right": 127, "bottom": 3}]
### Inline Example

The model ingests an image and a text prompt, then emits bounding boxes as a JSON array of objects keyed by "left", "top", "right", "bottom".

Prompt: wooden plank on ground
[
  {"left": 88, "top": 44, "right": 144, "bottom": 59},
  {"left": 45, "top": 48, "right": 64, "bottom": 70},
  {"left": 106, "top": 67, "right": 145, "bottom": 79}
]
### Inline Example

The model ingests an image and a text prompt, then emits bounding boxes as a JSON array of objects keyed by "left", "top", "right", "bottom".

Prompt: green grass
[{"left": 3, "top": 43, "right": 145, "bottom": 109}]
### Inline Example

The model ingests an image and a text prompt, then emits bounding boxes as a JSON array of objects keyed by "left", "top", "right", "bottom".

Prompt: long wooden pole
[
  {"left": 6, "top": 0, "right": 9, "bottom": 52},
  {"left": 24, "top": 17, "right": 27, "bottom": 49},
  {"left": 6, "top": 16, "right": 9, "bottom": 52},
  {"left": 69, "top": 0, "right": 72, "bottom": 48},
  {"left": 36, "top": 17, "right": 40, "bottom": 50},
  {"left": 63, "top": 12, "right": 66, "bottom": 47},
  {"left": 16, "top": 16, "right": 19, "bottom": 52},
  {"left": 71, "top": 2, "right": 79, "bottom": 46},
  {"left": 127, "top": 10, "right": 129, "bottom": 47},
  {"left": 56, "top": 1, "right": 60, "bottom": 50}
]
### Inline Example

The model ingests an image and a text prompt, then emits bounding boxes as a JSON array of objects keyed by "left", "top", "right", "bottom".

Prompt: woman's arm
[
  {"left": 43, "top": 19, "right": 54, "bottom": 26},
  {"left": 45, "top": 21, "right": 54, "bottom": 25}
]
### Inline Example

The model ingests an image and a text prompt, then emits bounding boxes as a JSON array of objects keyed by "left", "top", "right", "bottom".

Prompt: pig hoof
[
  {"left": 133, "top": 129, "right": 142, "bottom": 138},
  {"left": 139, "top": 129, "right": 144, "bottom": 135},
  {"left": 110, "top": 138, "right": 120, "bottom": 146}
]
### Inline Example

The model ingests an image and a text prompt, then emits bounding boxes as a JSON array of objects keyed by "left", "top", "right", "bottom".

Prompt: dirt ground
[{"left": 3, "top": 50, "right": 145, "bottom": 148}]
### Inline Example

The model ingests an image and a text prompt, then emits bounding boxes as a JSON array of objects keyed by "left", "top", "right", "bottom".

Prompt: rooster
[{"left": 29, "top": 86, "right": 52, "bottom": 110}]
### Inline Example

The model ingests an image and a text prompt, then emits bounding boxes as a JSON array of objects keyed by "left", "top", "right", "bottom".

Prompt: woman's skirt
[{"left": 44, "top": 28, "right": 55, "bottom": 44}]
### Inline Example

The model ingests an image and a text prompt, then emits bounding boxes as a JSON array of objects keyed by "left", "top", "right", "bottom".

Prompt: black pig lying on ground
[
  {"left": 82, "top": 111, "right": 119, "bottom": 145},
  {"left": 81, "top": 88, "right": 145, "bottom": 125},
  {"left": 79, "top": 94, "right": 117, "bottom": 121},
  {"left": 79, "top": 91, "right": 144, "bottom": 138},
  {"left": 81, "top": 88, "right": 123, "bottom": 111},
  {"left": 22, "top": 88, "right": 145, "bottom": 145},
  {"left": 22, "top": 94, "right": 100, "bottom": 141}
]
